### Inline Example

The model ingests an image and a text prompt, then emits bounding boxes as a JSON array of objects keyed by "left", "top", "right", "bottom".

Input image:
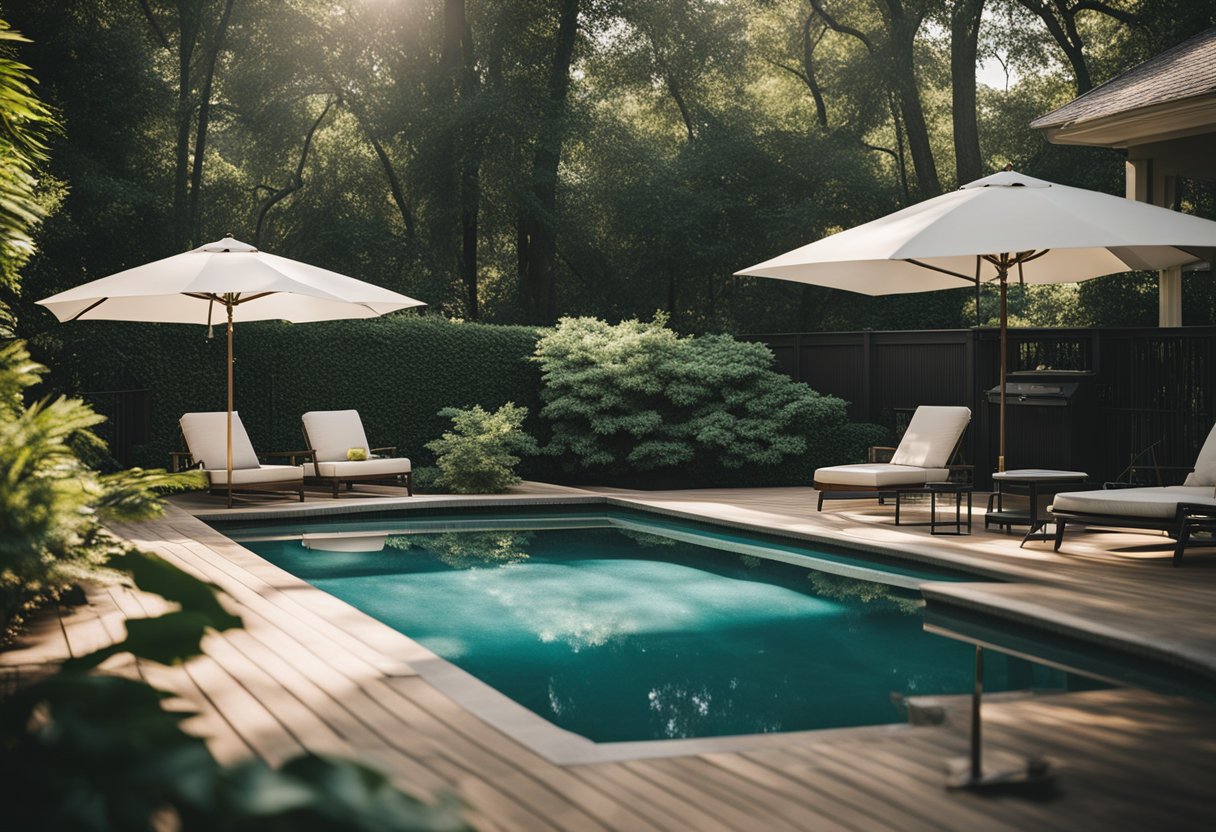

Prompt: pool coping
[{"left": 168, "top": 489, "right": 1216, "bottom": 765}]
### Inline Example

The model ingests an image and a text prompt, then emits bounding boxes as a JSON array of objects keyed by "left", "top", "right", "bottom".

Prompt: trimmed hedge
[
  {"left": 41, "top": 315, "right": 543, "bottom": 472},
  {"left": 37, "top": 314, "right": 886, "bottom": 488}
]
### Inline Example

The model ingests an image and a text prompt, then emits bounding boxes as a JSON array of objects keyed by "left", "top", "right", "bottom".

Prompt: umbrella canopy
[
  {"left": 37, "top": 236, "right": 421, "bottom": 324},
  {"left": 37, "top": 236, "right": 426, "bottom": 506},
  {"left": 737, "top": 170, "right": 1216, "bottom": 471}
]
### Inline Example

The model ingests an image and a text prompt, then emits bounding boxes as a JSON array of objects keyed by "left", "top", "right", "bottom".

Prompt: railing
[{"left": 745, "top": 327, "right": 1216, "bottom": 489}]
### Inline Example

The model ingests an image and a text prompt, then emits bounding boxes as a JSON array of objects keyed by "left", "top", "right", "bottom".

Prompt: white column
[
  {"left": 1159, "top": 266, "right": 1183, "bottom": 327},
  {"left": 1127, "top": 157, "right": 1183, "bottom": 327}
]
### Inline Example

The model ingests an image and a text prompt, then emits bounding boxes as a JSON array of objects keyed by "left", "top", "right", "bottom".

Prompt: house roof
[{"left": 1031, "top": 27, "right": 1216, "bottom": 147}]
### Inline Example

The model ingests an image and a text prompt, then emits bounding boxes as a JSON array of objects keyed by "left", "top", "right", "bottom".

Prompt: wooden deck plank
[
  {"left": 697, "top": 751, "right": 878, "bottom": 832},
  {"left": 0, "top": 604, "right": 71, "bottom": 666},
  {"left": 561, "top": 763, "right": 722, "bottom": 832},
  {"left": 58, "top": 597, "right": 119, "bottom": 659},
  {"left": 200, "top": 631, "right": 354, "bottom": 757},
  {"left": 183, "top": 654, "right": 305, "bottom": 766},
  {"left": 622, "top": 758, "right": 805, "bottom": 832},
  {"left": 662, "top": 754, "right": 857, "bottom": 832},
  {"left": 138, "top": 659, "right": 253, "bottom": 767},
  {"left": 807, "top": 740, "right": 1036, "bottom": 832},
  {"left": 742, "top": 748, "right": 933, "bottom": 832}
]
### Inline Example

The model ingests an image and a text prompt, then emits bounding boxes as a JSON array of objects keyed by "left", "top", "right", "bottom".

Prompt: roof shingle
[{"left": 1031, "top": 27, "right": 1216, "bottom": 130}]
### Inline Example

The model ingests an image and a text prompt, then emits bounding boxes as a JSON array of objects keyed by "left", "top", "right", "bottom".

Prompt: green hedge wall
[
  {"left": 36, "top": 314, "right": 886, "bottom": 488},
  {"left": 42, "top": 315, "right": 544, "bottom": 472}
]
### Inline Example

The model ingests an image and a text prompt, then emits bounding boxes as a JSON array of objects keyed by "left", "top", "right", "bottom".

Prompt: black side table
[
  {"left": 986, "top": 469, "right": 1088, "bottom": 546},
  {"left": 895, "top": 482, "right": 973, "bottom": 535}
]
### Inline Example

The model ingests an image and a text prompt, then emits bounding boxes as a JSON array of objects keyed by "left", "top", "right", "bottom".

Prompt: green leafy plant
[
  {"left": 0, "top": 549, "right": 468, "bottom": 831},
  {"left": 426, "top": 402, "right": 539, "bottom": 493},
  {"left": 0, "top": 339, "right": 206, "bottom": 633},
  {"left": 533, "top": 314, "right": 852, "bottom": 479},
  {"left": 0, "top": 19, "right": 58, "bottom": 293}
]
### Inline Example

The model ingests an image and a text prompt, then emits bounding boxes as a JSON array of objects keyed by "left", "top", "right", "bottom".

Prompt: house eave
[{"left": 1034, "top": 94, "right": 1216, "bottom": 148}]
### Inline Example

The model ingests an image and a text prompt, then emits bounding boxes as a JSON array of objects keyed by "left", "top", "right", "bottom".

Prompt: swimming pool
[{"left": 219, "top": 508, "right": 1078, "bottom": 743}]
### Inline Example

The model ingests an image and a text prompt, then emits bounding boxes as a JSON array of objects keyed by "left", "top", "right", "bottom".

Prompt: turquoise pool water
[{"left": 222, "top": 510, "right": 1074, "bottom": 742}]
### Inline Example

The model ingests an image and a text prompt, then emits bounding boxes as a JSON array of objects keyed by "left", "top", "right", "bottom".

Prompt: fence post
[{"left": 862, "top": 331, "right": 873, "bottom": 422}]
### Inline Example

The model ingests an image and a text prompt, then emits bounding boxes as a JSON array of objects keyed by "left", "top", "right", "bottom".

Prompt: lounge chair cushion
[
  {"left": 204, "top": 464, "right": 304, "bottom": 485},
  {"left": 302, "top": 410, "right": 371, "bottom": 462},
  {"left": 814, "top": 463, "right": 950, "bottom": 488},
  {"left": 1183, "top": 423, "right": 1216, "bottom": 486},
  {"left": 313, "top": 457, "right": 411, "bottom": 478},
  {"left": 1051, "top": 486, "right": 1216, "bottom": 520},
  {"left": 181, "top": 411, "right": 261, "bottom": 470},
  {"left": 889, "top": 406, "right": 971, "bottom": 469}
]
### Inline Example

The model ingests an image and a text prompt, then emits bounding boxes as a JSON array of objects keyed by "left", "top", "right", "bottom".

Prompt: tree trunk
[
  {"left": 172, "top": 2, "right": 203, "bottom": 250},
  {"left": 801, "top": 16, "right": 828, "bottom": 129},
  {"left": 459, "top": 15, "right": 481, "bottom": 320},
  {"left": 444, "top": 1, "right": 481, "bottom": 319},
  {"left": 951, "top": 0, "right": 984, "bottom": 185},
  {"left": 518, "top": 0, "right": 580, "bottom": 323},
  {"left": 366, "top": 130, "right": 417, "bottom": 241},
  {"left": 1017, "top": 1, "right": 1092, "bottom": 93},
  {"left": 254, "top": 100, "right": 333, "bottom": 247},
  {"left": 188, "top": 0, "right": 236, "bottom": 247},
  {"left": 887, "top": 22, "right": 939, "bottom": 198}
]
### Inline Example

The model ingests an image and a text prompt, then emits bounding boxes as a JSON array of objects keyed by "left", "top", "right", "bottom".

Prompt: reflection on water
[
  {"left": 385, "top": 531, "right": 532, "bottom": 569},
  {"left": 808, "top": 572, "right": 924, "bottom": 615}
]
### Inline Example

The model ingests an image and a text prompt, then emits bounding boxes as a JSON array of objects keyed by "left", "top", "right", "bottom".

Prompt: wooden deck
[{"left": 4, "top": 484, "right": 1216, "bottom": 830}]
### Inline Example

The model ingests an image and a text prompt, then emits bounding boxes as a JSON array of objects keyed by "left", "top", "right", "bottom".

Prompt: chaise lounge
[
  {"left": 813, "top": 405, "right": 971, "bottom": 511},
  {"left": 301, "top": 410, "right": 413, "bottom": 497},
  {"left": 174, "top": 411, "right": 309, "bottom": 507},
  {"left": 1049, "top": 423, "right": 1216, "bottom": 565}
]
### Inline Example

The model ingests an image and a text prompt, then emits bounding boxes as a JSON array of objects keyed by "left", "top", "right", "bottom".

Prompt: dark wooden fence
[
  {"left": 80, "top": 388, "right": 151, "bottom": 469},
  {"left": 747, "top": 327, "right": 1216, "bottom": 490}
]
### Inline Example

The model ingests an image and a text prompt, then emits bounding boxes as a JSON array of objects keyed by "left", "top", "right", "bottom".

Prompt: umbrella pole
[
  {"left": 226, "top": 300, "right": 234, "bottom": 509},
  {"left": 998, "top": 266, "right": 1007, "bottom": 473}
]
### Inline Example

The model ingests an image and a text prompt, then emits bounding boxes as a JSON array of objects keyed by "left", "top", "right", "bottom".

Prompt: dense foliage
[
  {"left": 4, "top": 0, "right": 1213, "bottom": 348},
  {"left": 40, "top": 315, "right": 544, "bottom": 472},
  {"left": 0, "top": 549, "right": 469, "bottom": 831},
  {"left": 0, "top": 336, "right": 205, "bottom": 633},
  {"left": 534, "top": 315, "right": 869, "bottom": 484},
  {"left": 426, "top": 402, "right": 539, "bottom": 493},
  {"left": 0, "top": 19, "right": 56, "bottom": 298}
]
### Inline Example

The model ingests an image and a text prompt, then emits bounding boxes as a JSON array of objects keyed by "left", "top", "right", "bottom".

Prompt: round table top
[{"left": 991, "top": 468, "right": 1088, "bottom": 480}]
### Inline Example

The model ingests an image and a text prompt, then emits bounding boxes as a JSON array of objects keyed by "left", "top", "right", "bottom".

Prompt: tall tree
[
  {"left": 808, "top": 0, "right": 941, "bottom": 198},
  {"left": 139, "top": 0, "right": 238, "bottom": 250},
  {"left": 443, "top": 0, "right": 482, "bottom": 319},
  {"left": 951, "top": 0, "right": 985, "bottom": 184},
  {"left": 517, "top": 0, "right": 580, "bottom": 323},
  {"left": 187, "top": 0, "right": 235, "bottom": 247},
  {"left": 1014, "top": 0, "right": 1139, "bottom": 94}
]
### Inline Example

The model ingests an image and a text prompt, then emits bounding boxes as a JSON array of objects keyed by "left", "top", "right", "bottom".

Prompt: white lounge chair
[
  {"left": 175, "top": 411, "right": 308, "bottom": 507},
  {"left": 1050, "top": 423, "right": 1216, "bottom": 565},
  {"left": 300, "top": 410, "right": 413, "bottom": 497},
  {"left": 813, "top": 406, "right": 971, "bottom": 511}
]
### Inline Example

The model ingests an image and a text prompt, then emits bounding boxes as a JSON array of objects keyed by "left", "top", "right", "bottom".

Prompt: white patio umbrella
[
  {"left": 37, "top": 236, "right": 426, "bottom": 504},
  {"left": 737, "top": 170, "right": 1216, "bottom": 471}
]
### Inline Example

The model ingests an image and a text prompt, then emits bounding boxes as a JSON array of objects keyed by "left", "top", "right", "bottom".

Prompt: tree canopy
[{"left": 4, "top": 0, "right": 1214, "bottom": 339}]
